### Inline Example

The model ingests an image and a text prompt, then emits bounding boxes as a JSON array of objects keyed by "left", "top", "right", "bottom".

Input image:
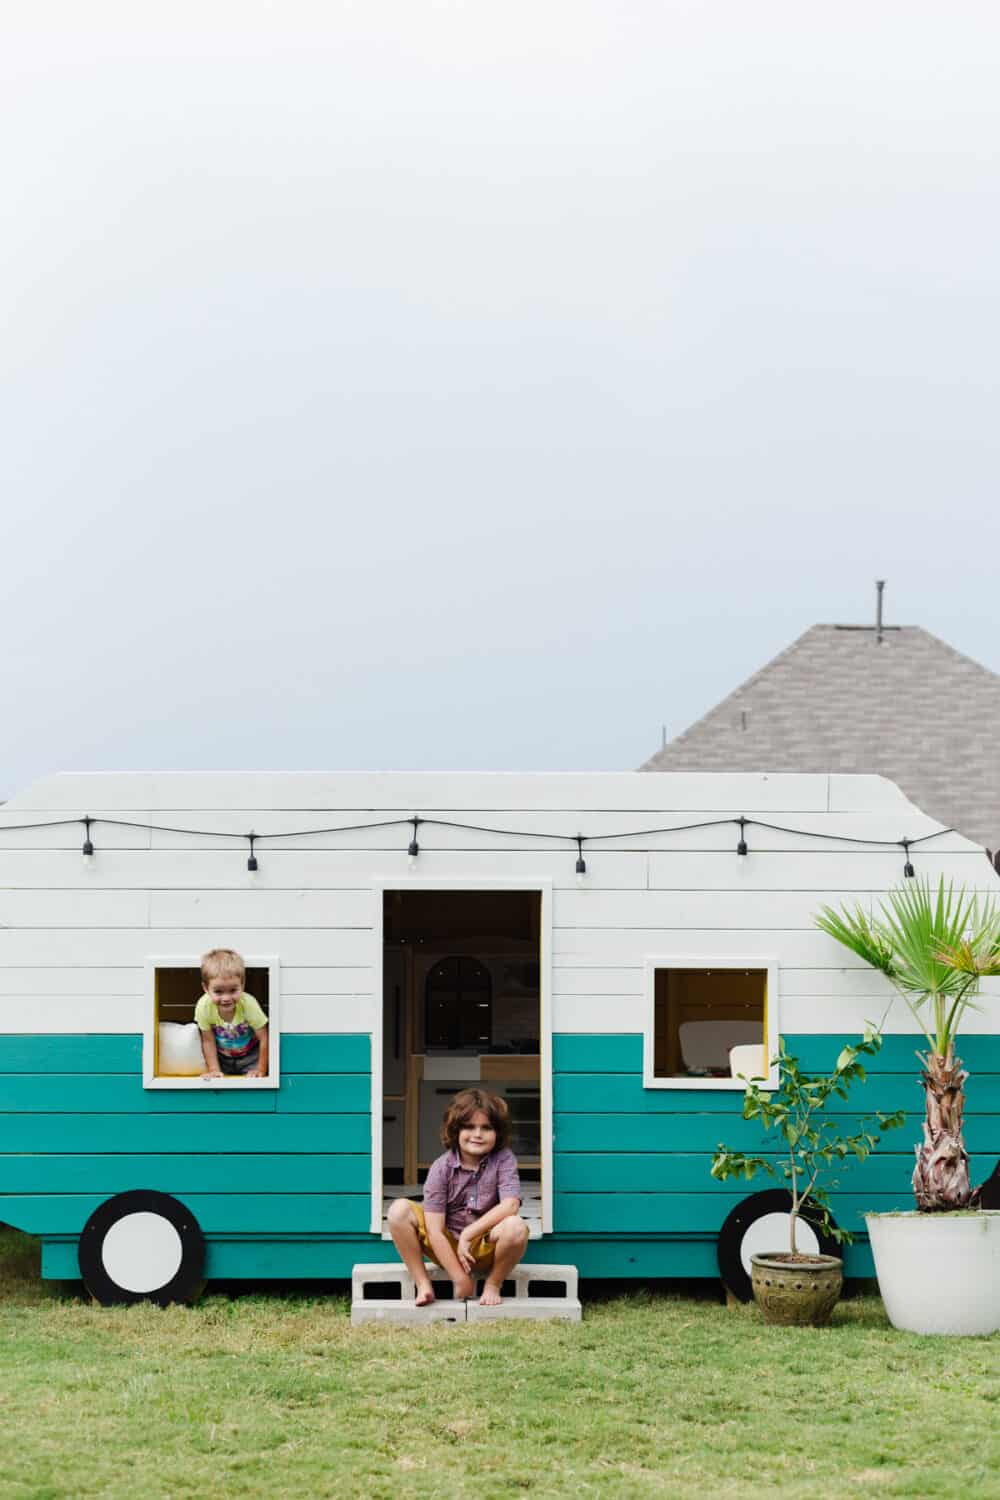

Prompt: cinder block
[
  {"left": 511, "top": 1264, "right": 579, "bottom": 1299},
  {"left": 350, "top": 1261, "right": 583, "bottom": 1325},
  {"left": 466, "top": 1296, "right": 582, "bottom": 1323},
  {"left": 352, "top": 1299, "right": 467, "bottom": 1326},
  {"left": 351, "top": 1262, "right": 452, "bottom": 1303}
]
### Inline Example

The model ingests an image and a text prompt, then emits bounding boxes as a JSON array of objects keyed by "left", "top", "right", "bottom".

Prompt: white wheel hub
[
  {"left": 101, "top": 1211, "right": 184, "bottom": 1293},
  {"left": 740, "top": 1211, "right": 819, "bottom": 1274}
]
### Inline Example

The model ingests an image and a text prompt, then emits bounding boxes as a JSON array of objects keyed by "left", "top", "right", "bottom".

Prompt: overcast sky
[{"left": 2, "top": 2, "right": 998, "bottom": 799}]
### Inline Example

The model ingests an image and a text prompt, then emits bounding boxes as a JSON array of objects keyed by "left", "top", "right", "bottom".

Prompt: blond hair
[{"left": 200, "top": 947, "right": 246, "bottom": 988}]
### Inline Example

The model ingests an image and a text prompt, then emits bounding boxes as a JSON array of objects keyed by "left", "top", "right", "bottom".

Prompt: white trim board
[
  {"left": 142, "top": 954, "right": 281, "bottom": 1091},
  {"left": 642, "top": 956, "right": 780, "bottom": 1092},
  {"left": 370, "top": 876, "right": 553, "bottom": 1239}
]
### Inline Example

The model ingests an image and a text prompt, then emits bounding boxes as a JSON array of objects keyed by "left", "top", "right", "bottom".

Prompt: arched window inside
[{"left": 425, "top": 956, "right": 492, "bottom": 1052}]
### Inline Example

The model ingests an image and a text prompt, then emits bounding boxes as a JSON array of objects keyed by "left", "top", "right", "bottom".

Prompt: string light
[{"left": 0, "top": 809, "right": 957, "bottom": 884}]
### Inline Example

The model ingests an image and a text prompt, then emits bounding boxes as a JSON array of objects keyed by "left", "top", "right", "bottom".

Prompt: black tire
[
  {"left": 717, "top": 1189, "right": 841, "bottom": 1303},
  {"left": 78, "top": 1190, "right": 205, "bottom": 1306}
]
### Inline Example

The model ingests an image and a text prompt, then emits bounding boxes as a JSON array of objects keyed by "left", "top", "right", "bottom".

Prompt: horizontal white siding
[
  {"left": 0, "top": 771, "right": 992, "bottom": 1040},
  {"left": 6, "top": 770, "right": 858, "bottom": 813},
  {"left": 0, "top": 992, "right": 374, "bottom": 1034}
]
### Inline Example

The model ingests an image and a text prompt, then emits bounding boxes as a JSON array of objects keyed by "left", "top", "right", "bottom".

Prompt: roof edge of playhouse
[{"left": 4, "top": 768, "right": 930, "bottom": 818}]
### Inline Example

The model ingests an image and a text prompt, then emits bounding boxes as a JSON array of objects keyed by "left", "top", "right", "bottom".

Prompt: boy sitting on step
[{"left": 387, "top": 1088, "right": 528, "bottom": 1307}]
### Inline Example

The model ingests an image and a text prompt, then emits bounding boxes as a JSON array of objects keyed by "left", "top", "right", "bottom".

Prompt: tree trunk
[{"left": 912, "top": 1048, "right": 971, "bottom": 1210}]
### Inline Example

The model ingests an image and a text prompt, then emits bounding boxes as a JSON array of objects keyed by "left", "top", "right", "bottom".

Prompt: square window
[
  {"left": 643, "top": 958, "right": 778, "bottom": 1090},
  {"left": 143, "top": 956, "right": 280, "bottom": 1089}
]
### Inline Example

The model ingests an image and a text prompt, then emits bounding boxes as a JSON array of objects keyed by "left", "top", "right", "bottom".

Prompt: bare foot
[
  {"left": 479, "top": 1282, "right": 502, "bottom": 1307},
  {"left": 415, "top": 1281, "right": 435, "bottom": 1307}
]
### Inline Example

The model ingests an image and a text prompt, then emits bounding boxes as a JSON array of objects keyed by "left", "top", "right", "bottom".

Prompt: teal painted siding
[
  {"left": 553, "top": 1034, "right": 641, "bottom": 1073},
  {"left": 0, "top": 1033, "right": 372, "bottom": 1250},
  {"left": 1, "top": 1154, "right": 371, "bottom": 1194},
  {"left": 551, "top": 1031, "right": 1000, "bottom": 1252},
  {"left": 9, "top": 1027, "right": 1000, "bottom": 1284},
  {"left": 0, "top": 1113, "right": 370, "bottom": 1155},
  {"left": 0, "top": 1033, "right": 370, "bottom": 1076},
  {"left": 0, "top": 1036, "right": 143, "bottom": 1073},
  {"left": 0, "top": 1194, "right": 370, "bottom": 1235}
]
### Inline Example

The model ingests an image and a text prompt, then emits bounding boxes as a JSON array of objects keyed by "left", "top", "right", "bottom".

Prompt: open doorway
[{"left": 380, "top": 888, "right": 544, "bottom": 1236}]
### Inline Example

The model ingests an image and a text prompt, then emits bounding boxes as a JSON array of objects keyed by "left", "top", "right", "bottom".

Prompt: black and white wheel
[
  {"left": 717, "top": 1189, "right": 840, "bottom": 1303},
  {"left": 78, "top": 1190, "right": 205, "bottom": 1306}
]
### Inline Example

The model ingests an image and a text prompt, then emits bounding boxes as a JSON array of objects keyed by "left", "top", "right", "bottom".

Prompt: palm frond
[
  {"left": 933, "top": 905, "right": 1000, "bottom": 978},
  {"left": 874, "top": 879, "right": 975, "bottom": 1001},
  {"left": 815, "top": 902, "right": 896, "bottom": 976},
  {"left": 815, "top": 877, "right": 1000, "bottom": 1054}
]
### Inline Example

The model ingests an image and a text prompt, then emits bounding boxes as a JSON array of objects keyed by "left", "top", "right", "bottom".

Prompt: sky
[{"left": 2, "top": 2, "right": 999, "bottom": 798}]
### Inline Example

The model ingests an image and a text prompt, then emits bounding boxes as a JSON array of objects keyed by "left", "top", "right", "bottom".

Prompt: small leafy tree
[
  {"left": 816, "top": 879, "right": 1000, "bottom": 1210},
  {"left": 711, "top": 1028, "right": 905, "bottom": 1255}
]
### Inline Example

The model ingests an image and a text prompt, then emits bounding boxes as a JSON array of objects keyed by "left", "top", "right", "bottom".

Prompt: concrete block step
[{"left": 350, "top": 1261, "right": 581, "bottom": 1325}]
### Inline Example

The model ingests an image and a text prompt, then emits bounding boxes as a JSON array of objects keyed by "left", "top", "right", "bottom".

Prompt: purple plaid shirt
[{"left": 421, "top": 1147, "right": 521, "bottom": 1235}]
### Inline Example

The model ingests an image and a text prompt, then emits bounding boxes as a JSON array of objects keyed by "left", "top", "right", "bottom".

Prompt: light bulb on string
[
  {"left": 247, "top": 833, "right": 259, "bottom": 876},
  {"left": 902, "top": 839, "right": 915, "bottom": 879},
  {"left": 575, "top": 836, "right": 587, "bottom": 886},
  {"left": 407, "top": 818, "right": 421, "bottom": 870},
  {"left": 735, "top": 817, "right": 748, "bottom": 874},
  {"left": 81, "top": 817, "right": 95, "bottom": 865}
]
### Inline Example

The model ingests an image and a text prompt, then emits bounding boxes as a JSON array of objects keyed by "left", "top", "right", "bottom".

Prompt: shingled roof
[{"left": 641, "top": 624, "right": 1000, "bottom": 852}]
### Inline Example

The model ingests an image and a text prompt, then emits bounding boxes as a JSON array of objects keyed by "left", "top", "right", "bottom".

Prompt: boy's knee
[
  {"left": 387, "top": 1198, "right": 414, "bottom": 1228},
  {"left": 498, "top": 1216, "right": 529, "bottom": 1249}
]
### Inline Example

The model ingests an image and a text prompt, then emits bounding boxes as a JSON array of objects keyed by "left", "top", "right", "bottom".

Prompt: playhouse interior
[
  {"left": 381, "top": 889, "right": 542, "bottom": 1222},
  {"left": 652, "top": 967, "right": 767, "bottom": 1079}
]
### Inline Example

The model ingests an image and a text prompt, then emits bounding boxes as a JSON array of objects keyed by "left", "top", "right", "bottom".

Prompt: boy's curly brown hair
[{"left": 440, "top": 1088, "right": 511, "bottom": 1151}]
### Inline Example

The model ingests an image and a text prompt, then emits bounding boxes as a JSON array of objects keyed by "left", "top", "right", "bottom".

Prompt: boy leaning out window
[{"left": 195, "top": 947, "right": 268, "bottom": 1079}]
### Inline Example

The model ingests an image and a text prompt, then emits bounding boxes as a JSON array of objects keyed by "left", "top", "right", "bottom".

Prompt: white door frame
[{"left": 370, "top": 877, "right": 553, "bottom": 1236}]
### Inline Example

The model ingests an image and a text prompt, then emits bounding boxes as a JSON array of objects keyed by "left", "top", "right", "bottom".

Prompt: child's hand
[
  {"left": 453, "top": 1273, "right": 475, "bottom": 1300},
  {"left": 246, "top": 1069, "right": 261, "bottom": 1078},
  {"left": 456, "top": 1231, "right": 476, "bottom": 1272},
  {"left": 201, "top": 1070, "right": 223, "bottom": 1080}
]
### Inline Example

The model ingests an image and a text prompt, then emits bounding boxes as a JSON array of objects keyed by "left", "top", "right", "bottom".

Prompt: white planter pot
[{"left": 866, "top": 1210, "right": 1000, "bottom": 1336}]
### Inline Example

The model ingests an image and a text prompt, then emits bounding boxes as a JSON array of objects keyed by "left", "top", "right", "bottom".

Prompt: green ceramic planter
[{"left": 750, "top": 1252, "right": 843, "bottom": 1326}]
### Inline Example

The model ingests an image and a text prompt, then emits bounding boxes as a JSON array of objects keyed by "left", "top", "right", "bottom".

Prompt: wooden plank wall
[
  {"left": 0, "top": 771, "right": 996, "bottom": 1267},
  {"left": 0, "top": 1033, "right": 371, "bottom": 1236},
  {"left": 553, "top": 1032, "right": 1000, "bottom": 1250}
]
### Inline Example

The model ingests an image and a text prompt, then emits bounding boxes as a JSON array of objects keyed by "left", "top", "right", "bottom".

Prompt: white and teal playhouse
[{"left": 0, "top": 770, "right": 995, "bottom": 1305}]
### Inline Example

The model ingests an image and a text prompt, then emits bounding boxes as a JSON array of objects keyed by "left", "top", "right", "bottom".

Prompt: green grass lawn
[{"left": 2, "top": 1230, "right": 1000, "bottom": 1499}]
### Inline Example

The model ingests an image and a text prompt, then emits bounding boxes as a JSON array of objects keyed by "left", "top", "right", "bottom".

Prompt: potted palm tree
[{"left": 816, "top": 878, "right": 1000, "bottom": 1334}]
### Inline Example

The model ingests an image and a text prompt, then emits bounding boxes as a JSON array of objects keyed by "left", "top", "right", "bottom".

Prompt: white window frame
[
  {"left": 370, "top": 877, "right": 553, "bottom": 1237},
  {"left": 143, "top": 954, "right": 281, "bottom": 1091},
  {"left": 642, "top": 955, "right": 779, "bottom": 1091}
]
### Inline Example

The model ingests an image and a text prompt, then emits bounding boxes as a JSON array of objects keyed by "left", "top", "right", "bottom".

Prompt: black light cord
[{"left": 0, "top": 811, "right": 958, "bottom": 859}]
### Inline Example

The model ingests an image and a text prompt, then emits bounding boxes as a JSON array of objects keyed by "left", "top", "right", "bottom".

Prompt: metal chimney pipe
[{"left": 876, "top": 579, "right": 885, "bottom": 644}]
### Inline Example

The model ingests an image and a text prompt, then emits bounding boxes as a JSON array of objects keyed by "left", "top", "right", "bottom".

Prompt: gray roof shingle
[{"left": 641, "top": 624, "right": 1000, "bottom": 851}]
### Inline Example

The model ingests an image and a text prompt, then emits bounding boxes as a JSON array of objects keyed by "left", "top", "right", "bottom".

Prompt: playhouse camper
[{"left": 0, "top": 770, "right": 994, "bottom": 1303}]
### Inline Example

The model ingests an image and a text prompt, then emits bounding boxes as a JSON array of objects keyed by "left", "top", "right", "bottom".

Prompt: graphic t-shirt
[{"left": 194, "top": 992, "right": 268, "bottom": 1061}]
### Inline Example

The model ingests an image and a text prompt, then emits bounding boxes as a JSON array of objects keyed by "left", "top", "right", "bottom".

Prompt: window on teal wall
[
  {"left": 144, "top": 956, "right": 280, "bottom": 1089},
  {"left": 644, "top": 962, "right": 775, "bottom": 1090}
]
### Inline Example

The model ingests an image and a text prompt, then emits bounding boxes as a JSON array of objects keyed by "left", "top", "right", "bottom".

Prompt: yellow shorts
[{"left": 408, "top": 1200, "right": 496, "bottom": 1271}]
